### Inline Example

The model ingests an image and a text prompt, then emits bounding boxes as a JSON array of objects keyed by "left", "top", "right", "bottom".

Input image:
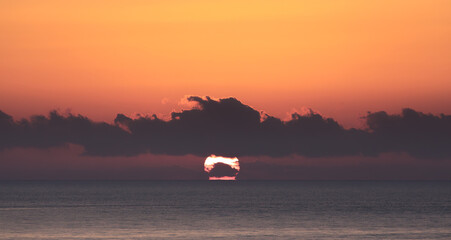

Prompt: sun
[{"left": 204, "top": 155, "right": 240, "bottom": 180}]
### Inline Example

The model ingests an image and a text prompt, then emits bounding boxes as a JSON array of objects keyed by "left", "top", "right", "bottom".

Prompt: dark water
[{"left": 0, "top": 181, "right": 450, "bottom": 240}]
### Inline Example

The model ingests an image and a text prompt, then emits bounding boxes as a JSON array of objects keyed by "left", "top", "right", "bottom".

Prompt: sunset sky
[
  {"left": 1, "top": 1, "right": 450, "bottom": 180},
  {"left": 1, "top": 0, "right": 450, "bottom": 127}
]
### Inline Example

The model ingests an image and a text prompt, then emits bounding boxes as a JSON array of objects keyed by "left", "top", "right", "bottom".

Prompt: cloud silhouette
[
  {"left": 1, "top": 96, "right": 450, "bottom": 159},
  {"left": 0, "top": 110, "right": 137, "bottom": 156},
  {"left": 208, "top": 162, "right": 239, "bottom": 177},
  {"left": 113, "top": 96, "right": 371, "bottom": 158},
  {"left": 236, "top": 159, "right": 451, "bottom": 180},
  {"left": 366, "top": 108, "right": 451, "bottom": 159}
]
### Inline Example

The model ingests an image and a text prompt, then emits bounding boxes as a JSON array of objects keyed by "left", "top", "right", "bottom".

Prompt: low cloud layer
[
  {"left": 1, "top": 96, "right": 450, "bottom": 159},
  {"left": 208, "top": 162, "right": 240, "bottom": 178}
]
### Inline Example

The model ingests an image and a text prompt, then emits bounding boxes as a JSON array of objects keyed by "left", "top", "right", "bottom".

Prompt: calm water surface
[{"left": 0, "top": 181, "right": 450, "bottom": 239}]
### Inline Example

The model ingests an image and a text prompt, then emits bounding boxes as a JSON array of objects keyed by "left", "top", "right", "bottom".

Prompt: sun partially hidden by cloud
[{"left": 204, "top": 155, "right": 240, "bottom": 180}]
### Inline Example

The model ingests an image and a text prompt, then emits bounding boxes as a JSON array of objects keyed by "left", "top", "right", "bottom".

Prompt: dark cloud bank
[
  {"left": 1, "top": 96, "right": 450, "bottom": 160},
  {"left": 208, "top": 162, "right": 239, "bottom": 178}
]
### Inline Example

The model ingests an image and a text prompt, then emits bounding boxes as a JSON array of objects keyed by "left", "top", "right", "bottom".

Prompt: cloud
[
  {"left": 1, "top": 97, "right": 450, "bottom": 160},
  {"left": 208, "top": 162, "right": 239, "bottom": 177},
  {"left": 0, "top": 110, "right": 137, "bottom": 156},
  {"left": 366, "top": 108, "right": 451, "bottom": 159},
  {"left": 113, "top": 96, "right": 370, "bottom": 158},
  {"left": 236, "top": 158, "right": 451, "bottom": 180}
]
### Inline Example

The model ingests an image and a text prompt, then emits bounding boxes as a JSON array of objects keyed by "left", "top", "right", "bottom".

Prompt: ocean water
[{"left": 0, "top": 181, "right": 450, "bottom": 240}]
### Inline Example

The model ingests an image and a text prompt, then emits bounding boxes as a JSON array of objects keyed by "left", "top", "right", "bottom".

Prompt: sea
[{"left": 0, "top": 181, "right": 450, "bottom": 240}]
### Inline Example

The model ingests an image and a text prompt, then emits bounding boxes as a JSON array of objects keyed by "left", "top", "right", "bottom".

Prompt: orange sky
[{"left": 1, "top": 0, "right": 450, "bottom": 128}]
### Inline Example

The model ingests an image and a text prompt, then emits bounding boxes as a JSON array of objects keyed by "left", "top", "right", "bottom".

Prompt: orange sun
[{"left": 204, "top": 155, "right": 240, "bottom": 180}]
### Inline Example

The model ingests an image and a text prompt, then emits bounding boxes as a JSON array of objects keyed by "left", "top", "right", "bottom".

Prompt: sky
[{"left": 1, "top": 1, "right": 450, "bottom": 180}]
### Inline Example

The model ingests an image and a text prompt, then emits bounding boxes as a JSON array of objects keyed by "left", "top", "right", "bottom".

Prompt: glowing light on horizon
[
  {"left": 209, "top": 176, "right": 236, "bottom": 181},
  {"left": 204, "top": 155, "right": 240, "bottom": 180}
]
